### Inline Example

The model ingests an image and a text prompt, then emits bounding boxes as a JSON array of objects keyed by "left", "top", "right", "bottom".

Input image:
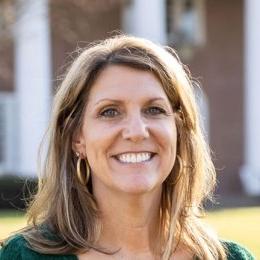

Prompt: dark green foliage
[{"left": 0, "top": 175, "right": 38, "bottom": 209}]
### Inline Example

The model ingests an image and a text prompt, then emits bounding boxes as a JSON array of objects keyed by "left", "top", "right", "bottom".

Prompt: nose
[{"left": 122, "top": 112, "right": 150, "bottom": 142}]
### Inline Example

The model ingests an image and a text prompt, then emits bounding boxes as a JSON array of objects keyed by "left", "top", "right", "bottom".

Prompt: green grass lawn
[
  {"left": 206, "top": 207, "right": 259, "bottom": 258},
  {"left": 0, "top": 207, "right": 259, "bottom": 258},
  {"left": 0, "top": 210, "right": 27, "bottom": 239}
]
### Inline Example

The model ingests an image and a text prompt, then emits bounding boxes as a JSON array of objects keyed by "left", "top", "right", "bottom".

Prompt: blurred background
[{"left": 0, "top": 0, "right": 259, "bottom": 257}]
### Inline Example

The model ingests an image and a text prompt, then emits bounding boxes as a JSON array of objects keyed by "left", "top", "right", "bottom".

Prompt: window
[{"left": 167, "top": 0, "right": 206, "bottom": 49}]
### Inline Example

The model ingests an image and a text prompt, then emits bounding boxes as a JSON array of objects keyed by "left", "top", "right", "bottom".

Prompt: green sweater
[{"left": 0, "top": 234, "right": 255, "bottom": 259}]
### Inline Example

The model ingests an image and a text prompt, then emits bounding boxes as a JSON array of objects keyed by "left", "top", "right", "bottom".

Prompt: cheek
[
  {"left": 157, "top": 121, "right": 177, "bottom": 175},
  {"left": 83, "top": 123, "right": 116, "bottom": 162},
  {"left": 154, "top": 119, "right": 177, "bottom": 151},
  {"left": 154, "top": 120, "right": 177, "bottom": 172}
]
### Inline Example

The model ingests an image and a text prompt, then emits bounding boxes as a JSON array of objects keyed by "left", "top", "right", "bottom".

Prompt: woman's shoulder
[
  {"left": 222, "top": 240, "right": 255, "bottom": 260},
  {"left": 0, "top": 234, "right": 25, "bottom": 259},
  {"left": 0, "top": 234, "right": 77, "bottom": 260}
]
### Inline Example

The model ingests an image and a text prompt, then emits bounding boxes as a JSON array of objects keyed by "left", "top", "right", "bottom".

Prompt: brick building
[{"left": 0, "top": 0, "right": 259, "bottom": 197}]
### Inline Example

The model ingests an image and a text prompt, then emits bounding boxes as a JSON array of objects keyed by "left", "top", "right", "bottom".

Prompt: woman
[{"left": 0, "top": 35, "right": 254, "bottom": 259}]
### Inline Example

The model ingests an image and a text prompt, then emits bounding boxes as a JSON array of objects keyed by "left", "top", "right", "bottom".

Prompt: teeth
[{"left": 117, "top": 152, "right": 152, "bottom": 163}]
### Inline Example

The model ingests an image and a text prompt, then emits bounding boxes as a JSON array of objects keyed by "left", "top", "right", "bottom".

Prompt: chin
[{"left": 114, "top": 177, "right": 161, "bottom": 195}]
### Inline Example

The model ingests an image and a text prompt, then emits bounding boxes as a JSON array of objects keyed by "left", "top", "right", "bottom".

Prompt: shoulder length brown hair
[{"left": 5, "top": 35, "right": 226, "bottom": 259}]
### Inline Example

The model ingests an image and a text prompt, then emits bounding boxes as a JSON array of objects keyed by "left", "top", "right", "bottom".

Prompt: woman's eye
[
  {"left": 145, "top": 106, "right": 167, "bottom": 116},
  {"left": 99, "top": 108, "right": 120, "bottom": 118}
]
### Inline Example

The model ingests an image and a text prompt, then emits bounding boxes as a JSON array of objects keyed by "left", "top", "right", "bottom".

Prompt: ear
[{"left": 72, "top": 129, "right": 86, "bottom": 156}]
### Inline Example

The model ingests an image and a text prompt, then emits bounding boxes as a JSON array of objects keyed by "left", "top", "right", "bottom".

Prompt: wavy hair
[{"left": 7, "top": 35, "right": 226, "bottom": 259}]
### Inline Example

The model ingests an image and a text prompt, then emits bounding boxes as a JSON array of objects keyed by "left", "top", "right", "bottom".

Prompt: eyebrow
[{"left": 94, "top": 97, "right": 168, "bottom": 106}]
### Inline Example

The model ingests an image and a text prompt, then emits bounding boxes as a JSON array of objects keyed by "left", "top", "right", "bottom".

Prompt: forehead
[{"left": 87, "top": 65, "right": 169, "bottom": 104}]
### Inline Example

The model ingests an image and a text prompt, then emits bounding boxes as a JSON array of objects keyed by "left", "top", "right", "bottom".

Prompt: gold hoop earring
[
  {"left": 85, "top": 159, "right": 90, "bottom": 183},
  {"left": 76, "top": 154, "right": 90, "bottom": 185}
]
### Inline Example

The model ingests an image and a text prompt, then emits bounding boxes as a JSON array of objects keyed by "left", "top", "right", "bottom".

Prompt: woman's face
[{"left": 74, "top": 65, "right": 177, "bottom": 195}]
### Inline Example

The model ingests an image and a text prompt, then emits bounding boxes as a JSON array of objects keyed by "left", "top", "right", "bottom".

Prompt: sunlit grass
[
  {"left": 206, "top": 207, "right": 259, "bottom": 258},
  {"left": 0, "top": 210, "right": 26, "bottom": 239},
  {"left": 0, "top": 207, "right": 259, "bottom": 258}
]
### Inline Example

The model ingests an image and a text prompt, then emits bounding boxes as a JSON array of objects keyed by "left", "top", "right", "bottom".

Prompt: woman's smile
[
  {"left": 111, "top": 152, "right": 158, "bottom": 171},
  {"left": 113, "top": 152, "right": 155, "bottom": 164},
  {"left": 76, "top": 65, "right": 177, "bottom": 194}
]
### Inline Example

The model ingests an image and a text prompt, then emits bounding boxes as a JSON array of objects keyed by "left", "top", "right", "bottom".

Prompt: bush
[{"left": 0, "top": 175, "right": 38, "bottom": 209}]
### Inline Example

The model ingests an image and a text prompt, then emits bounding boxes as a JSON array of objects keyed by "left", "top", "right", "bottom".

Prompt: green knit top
[{"left": 0, "top": 234, "right": 255, "bottom": 259}]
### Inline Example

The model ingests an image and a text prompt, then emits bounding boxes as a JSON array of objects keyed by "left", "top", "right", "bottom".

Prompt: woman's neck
[{"left": 93, "top": 185, "right": 162, "bottom": 256}]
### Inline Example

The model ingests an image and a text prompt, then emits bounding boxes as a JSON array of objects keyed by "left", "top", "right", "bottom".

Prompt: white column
[
  {"left": 122, "top": 0, "right": 167, "bottom": 44},
  {"left": 15, "top": 0, "right": 51, "bottom": 176},
  {"left": 240, "top": 0, "right": 260, "bottom": 195}
]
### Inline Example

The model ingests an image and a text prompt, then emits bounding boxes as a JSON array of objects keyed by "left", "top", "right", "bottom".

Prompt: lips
[{"left": 113, "top": 152, "right": 156, "bottom": 164}]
